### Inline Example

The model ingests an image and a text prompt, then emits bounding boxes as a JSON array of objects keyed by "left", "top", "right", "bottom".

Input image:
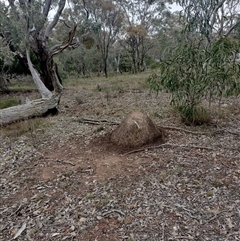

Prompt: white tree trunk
[
  {"left": 0, "top": 0, "right": 78, "bottom": 125},
  {"left": 0, "top": 20, "right": 76, "bottom": 125},
  {"left": 0, "top": 51, "right": 63, "bottom": 125},
  {"left": 26, "top": 49, "right": 52, "bottom": 99}
]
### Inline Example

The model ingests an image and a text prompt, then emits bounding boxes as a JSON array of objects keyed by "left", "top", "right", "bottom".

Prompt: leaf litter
[{"left": 0, "top": 87, "right": 240, "bottom": 241}]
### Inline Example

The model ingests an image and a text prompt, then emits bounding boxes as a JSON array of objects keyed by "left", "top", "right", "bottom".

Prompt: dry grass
[{"left": 64, "top": 71, "right": 151, "bottom": 91}]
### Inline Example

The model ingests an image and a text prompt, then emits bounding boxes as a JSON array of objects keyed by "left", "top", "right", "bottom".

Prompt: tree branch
[
  {"left": 49, "top": 25, "right": 77, "bottom": 56},
  {"left": 44, "top": 0, "right": 66, "bottom": 40},
  {"left": 122, "top": 143, "right": 213, "bottom": 156},
  {"left": 210, "top": 0, "right": 226, "bottom": 30},
  {"left": 224, "top": 20, "right": 240, "bottom": 37},
  {"left": 43, "top": 0, "right": 52, "bottom": 18}
]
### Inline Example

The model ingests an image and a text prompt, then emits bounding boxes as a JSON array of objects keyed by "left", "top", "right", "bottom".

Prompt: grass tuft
[
  {"left": 0, "top": 98, "right": 20, "bottom": 109},
  {"left": 177, "top": 105, "right": 211, "bottom": 125}
]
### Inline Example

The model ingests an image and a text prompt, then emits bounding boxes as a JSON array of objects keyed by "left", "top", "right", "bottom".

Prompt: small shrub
[
  {"left": 150, "top": 61, "right": 161, "bottom": 69},
  {"left": 153, "top": 111, "right": 164, "bottom": 119}
]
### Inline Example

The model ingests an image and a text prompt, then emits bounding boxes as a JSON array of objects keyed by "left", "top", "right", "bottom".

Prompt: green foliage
[
  {"left": 0, "top": 37, "right": 15, "bottom": 72},
  {"left": 0, "top": 98, "right": 19, "bottom": 109},
  {"left": 119, "top": 52, "right": 132, "bottom": 73},
  {"left": 147, "top": 73, "right": 162, "bottom": 92},
  {"left": 148, "top": 1, "right": 240, "bottom": 124},
  {"left": 150, "top": 61, "right": 161, "bottom": 69},
  {"left": 82, "top": 36, "right": 95, "bottom": 49},
  {"left": 148, "top": 36, "right": 240, "bottom": 125},
  {"left": 206, "top": 37, "right": 240, "bottom": 99}
]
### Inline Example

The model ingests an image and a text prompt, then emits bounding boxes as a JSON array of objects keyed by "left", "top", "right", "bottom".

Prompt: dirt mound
[{"left": 110, "top": 110, "right": 165, "bottom": 148}]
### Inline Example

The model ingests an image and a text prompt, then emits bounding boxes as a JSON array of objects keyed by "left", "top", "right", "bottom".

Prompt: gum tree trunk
[
  {"left": 0, "top": 52, "right": 63, "bottom": 125},
  {"left": 0, "top": 23, "right": 77, "bottom": 125}
]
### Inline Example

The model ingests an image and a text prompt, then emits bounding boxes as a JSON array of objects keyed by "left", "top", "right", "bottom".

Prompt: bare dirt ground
[{"left": 1, "top": 76, "right": 240, "bottom": 241}]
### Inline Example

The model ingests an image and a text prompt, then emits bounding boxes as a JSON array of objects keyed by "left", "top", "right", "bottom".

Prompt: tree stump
[{"left": 110, "top": 110, "right": 165, "bottom": 148}]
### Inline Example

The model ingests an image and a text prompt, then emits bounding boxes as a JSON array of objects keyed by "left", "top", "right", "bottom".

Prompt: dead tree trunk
[
  {"left": 0, "top": 54, "right": 63, "bottom": 125},
  {"left": 0, "top": 25, "right": 77, "bottom": 125},
  {"left": 0, "top": 92, "right": 62, "bottom": 125}
]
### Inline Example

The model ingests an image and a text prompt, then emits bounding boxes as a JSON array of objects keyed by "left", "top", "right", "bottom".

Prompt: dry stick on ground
[
  {"left": 80, "top": 117, "right": 240, "bottom": 136},
  {"left": 122, "top": 143, "right": 213, "bottom": 156},
  {"left": 79, "top": 118, "right": 119, "bottom": 125},
  {"left": 162, "top": 125, "right": 240, "bottom": 136},
  {"left": 162, "top": 125, "right": 209, "bottom": 135}
]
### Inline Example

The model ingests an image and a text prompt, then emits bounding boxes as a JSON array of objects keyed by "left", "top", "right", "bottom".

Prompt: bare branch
[
  {"left": 82, "top": 0, "right": 89, "bottom": 19},
  {"left": 210, "top": 0, "right": 226, "bottom": 30},
  {"left": 224, "top": 20, "right": 240, "bottom": 37},
  {"left": 44, "top": 0, "right": 66, "bottom": 40},
  {"left": 43, "top": 0, "right": 52, "bottom": 18},
  {"left": 49, "top": 25, "right": 77, "bottom": 56}
]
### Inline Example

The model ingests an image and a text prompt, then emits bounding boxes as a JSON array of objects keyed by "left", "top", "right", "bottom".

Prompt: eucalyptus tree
[
  {"left": 77, "top": 0, "right": 124, "bottom": 77},
  {"left": 53, "top": 0, "right": 103, "bottom": 77},
  {"left": 149, "top": 9, "right": 184, "bottom": 62},
  {"left": 149, "top": 0, "right": 240, "bottom": 124},
  {"left": 0, "top": 36, "right": 15, "bottom": 93},
  {"left": 0, "top": 0, "right": 82, "bottom": 124},
  {"left": 119, "top": 0, "right": 172, "bottom": 73}
]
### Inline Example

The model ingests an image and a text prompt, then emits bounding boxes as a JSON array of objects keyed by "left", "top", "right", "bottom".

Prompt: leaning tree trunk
[
  {"left": 39, "top": 55, "right": 55, "bottom": 91},
  {"left": 0, "top": 53, "right": 63, "bottom": 125},
  {"left": 0, "top": 26, "right": 77, "bottom": 125}
]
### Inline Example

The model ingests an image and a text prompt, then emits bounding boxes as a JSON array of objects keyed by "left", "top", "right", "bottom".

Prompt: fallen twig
[
  {"left": 163, "top": 125, "right": 240, "bottom": 136},
  {"left": 79, "top": 118, "right": 119, "bottom": 125},
  {"left": 10, "top": 204, "right": 22, "bottom": 217},
  {"left": 225, "top": 129, "right": 240, "bottom": 136},
  {"left": 162, "top": 125, "right": 209, "bottom": 135},
  {"left": 12, "top": 222, "right": 26, "bottom": 240},
  {"left": 56, "top": 159, "right": 76, "bottom": 166},
  {"left": 103, "top": 209, "right": 125, "bottom": 217},
  {"left": 122, "top": 142, "right": 213, "bottom": 156},
  {"left": 202, "top": 210, "right": 229, "bottom": 225}
]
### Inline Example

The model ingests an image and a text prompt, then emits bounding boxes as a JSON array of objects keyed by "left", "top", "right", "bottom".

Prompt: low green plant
[
  {"left": 0, "top": 98, "right": 19, "bottom": 109},
  {"left": 1, "top": 118, "right": 46, "bottom": 138},
  {"left": 177, "top": 105, "right": 211, "bottom": 125},
  {"left": 148, "top": 36, "right": 240, "bottom": 125}
]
